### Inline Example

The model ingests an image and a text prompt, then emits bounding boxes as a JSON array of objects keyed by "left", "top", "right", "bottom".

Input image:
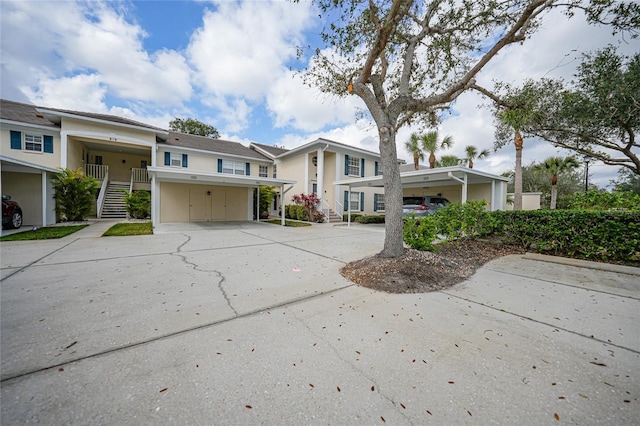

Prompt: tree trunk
[
  {"left": 378, "top": 125, "right": 404, "bottom": 258},
  {"left": 429, "top": 152, "right": 436, "bottom": 169},
  {"left": 513, "top": 130, "right": 524, "bottom": 210},
  {"left": 413, "top": 155, "right": 419, "bottom": 170},
  {"left": 550, "top": 181, "right": 558, "bottom": 210},
  {"left": 469, "top": 159, "right": 474, "bottom": 169}
]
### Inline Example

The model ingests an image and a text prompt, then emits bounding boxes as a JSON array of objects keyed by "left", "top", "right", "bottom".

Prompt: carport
[
  {"left": 0, "top": 155, "right": 57, "bottom": 233},
  {"left": 336, "top": 165, "right": 509, "bottom": 224},
  {"left": 147, "top": 166, "right": 295, "bottom": 227}
]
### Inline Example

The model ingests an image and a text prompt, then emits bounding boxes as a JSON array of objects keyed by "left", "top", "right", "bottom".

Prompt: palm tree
[
  {"left": 404, "top": 133, "right": 425, "bottom": 170},
  {"left": 420, "top": 130, "right": 453, "bottom": 169},
  {"left": 497, "top": 109, "right": 528, "bottom": 210},
  {"left": 536, "top": 156, "right": 580, "bottom": 209},
  {"left": 464, "top": 145, "right": 490, "bottom": 169},
  {"left": 436, "top": 155, "right": 462, "bottom": 167}
]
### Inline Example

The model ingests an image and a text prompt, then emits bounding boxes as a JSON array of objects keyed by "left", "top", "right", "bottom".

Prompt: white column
[
  {"left": 60, "top": 131, "right": 68, "bottom": 169},
  {"left": 281, "top": 185, "right": 285, "bottom": 226},
  {"left": 491, "top": 180, "right": 496, "bottom": 211},
  {"left": 151, "top": 175, "right": 159, "bottom": 228},
  {"left": 461, "top": 174, "right": 468, "bottom": 204},
  {"left": 316, "top": 148, "right": 324, "bottom": 201},
  {"left": 41, "top": 171, "right": 47, "bottom": 226}
]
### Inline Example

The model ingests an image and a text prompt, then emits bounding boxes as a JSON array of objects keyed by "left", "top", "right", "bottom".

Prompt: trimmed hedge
[
  {"left": 490, "top": 210, "right": 640, "bottom": 262},
  {"left": 356, "top": 215, "right": 385, "bottom": 224}
]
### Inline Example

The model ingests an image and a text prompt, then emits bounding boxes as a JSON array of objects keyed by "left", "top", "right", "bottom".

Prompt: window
[
  {"left": 259, "top": 165, "right": 268, "bottom": 177},
  {"left": 375, "top": 161, "right": 383, "bottom": 176},
  {"left": 350, "top": 191, "right": 361, "bottom": 211},
  {"left": 222, "top": 160, "right": 245, "bottom": 175},
  {"left": 170, "top": 153, "right": 182, "bottom": 167},
  {"left": 24, "top": 134, "right": 43, "bottom": 152},
  {"left": 348, "top": 156, "right": 361, "bottom": 176},
  {"left": 374, "top": 194, "right": 385, "bottom": 211},
  {"left": 272, "top": 164, "right": 277, "bottom": 178}
]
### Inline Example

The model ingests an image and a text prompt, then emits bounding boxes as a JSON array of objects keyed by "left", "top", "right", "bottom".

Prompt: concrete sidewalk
[{"left": 1, "top": 222, "right": 638, "bottom": 424}]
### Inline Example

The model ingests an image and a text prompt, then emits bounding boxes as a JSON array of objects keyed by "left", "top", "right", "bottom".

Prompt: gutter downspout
[{"left": 448, "top": 171, "right": 468, "bottom": 203}]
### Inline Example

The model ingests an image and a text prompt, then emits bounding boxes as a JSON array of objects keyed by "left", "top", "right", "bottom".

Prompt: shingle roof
[
  {"left": 251, "top": 142, "right": 289, "bottom": 157},
  {"left": 161, "top": 132, "right": 271, "bottom": 160},
  {"left": 399, "top": 163, "right": 429, "bottom": 172},
  {"left": 0, "top": 99, "right": 59, "bottom": 129},
  {"left": 1, "top": 98, "right": 165, "bottom": 132}
]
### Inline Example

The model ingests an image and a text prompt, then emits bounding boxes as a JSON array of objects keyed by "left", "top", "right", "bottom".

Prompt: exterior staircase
[
  {"left": 325, "top": 209, "right": 343, "bottom": 223},
  {"left": 101, "top": 182, "right": 128, "bottom": 219}
]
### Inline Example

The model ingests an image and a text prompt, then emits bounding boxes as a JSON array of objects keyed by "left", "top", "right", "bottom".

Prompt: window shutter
[
  {"left": 360, "top": 192, "right": 364, "bottom": 211},
  {"left": 44, "top": 135, "right": 54, "bottom": 153},
  {"left": 218, "top": 159, "right": 223, "bottom": 173},
  {"left": 375, "top": 161, "right": 379, "bottom": 176},
  {"left": 182, "top": 154, "right": 188, "bottom": 168},
  {"left": 361, "top": 159, "right": 365, "bottom": 177},
  {"left": 10, "top": 131, "right": 21, "bottom": 150},
  {"left": 343, "top": 191, "right": 348, "bottom": 211},
  {"left": 374, "top": 194, "right": 378, "bottom": 212},
  {"left": 164, "top": 152, "right": 170, "bottom": 166},
  {"left": 344, "top": 155, "right": 349, "bottom": 175},
  {"left": 246, "top": 163, "right": 251, "bottom": 175}
]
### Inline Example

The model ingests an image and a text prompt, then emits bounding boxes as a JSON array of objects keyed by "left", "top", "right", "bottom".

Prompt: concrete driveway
[{"left": 1, "top": 221, "right": 639, "bottom": 424}]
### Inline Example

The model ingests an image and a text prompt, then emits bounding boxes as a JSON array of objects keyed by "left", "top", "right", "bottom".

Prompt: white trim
[
  {"left": 158, "top": 145, "right": 272, "bottom": 163},
  {"left": 276, "top": 137, "right": 381, "bottom": 160},
  {"left": 0, "top": 154, "right": 59, "bottom": 173},
  {"left": 35, "top": 108, "right": 168, "bottom": 136},
  {"left": 147, "top": 166, "right": 295, "bottom": 188},
  {"left": 0, "top": 119, "right": 60, "bottom": 133}
]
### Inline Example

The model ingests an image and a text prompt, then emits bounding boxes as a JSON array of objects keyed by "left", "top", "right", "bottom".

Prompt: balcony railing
[
  {"left": 131, "top": 168, "right": 150, "bottom": 183},
  {"left": 85, "top": 164, "right": 108, "bottom": 180}
]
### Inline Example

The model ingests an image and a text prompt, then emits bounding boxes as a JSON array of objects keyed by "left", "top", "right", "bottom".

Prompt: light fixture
[{"left": 312, "top": 156, "right": 318, "bottom": 166}]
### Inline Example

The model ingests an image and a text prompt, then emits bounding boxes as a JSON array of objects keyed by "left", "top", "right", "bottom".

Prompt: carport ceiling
[{"left": 82, "top": 140, "right": 150, "bottom": 156}]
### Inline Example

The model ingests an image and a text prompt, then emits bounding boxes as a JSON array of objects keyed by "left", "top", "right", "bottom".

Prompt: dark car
[
  {"left": 2, "top": 195, "right": 23, "bottom": 229},
  {"left": 402, "top": 195, "right": 450, "bottom": 218}
]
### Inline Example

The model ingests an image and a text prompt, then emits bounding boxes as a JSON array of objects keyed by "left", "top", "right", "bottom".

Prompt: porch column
[
  {"left": 491, "top": 180, "right": 496, "bottom": 211},
  {"left": 41, "top": 171, "right": 47, "bottom": 226},
  {"left": 281, "top": 184, "right": 286, "bottom": 226},
  {"left": 316, "top": 148, "right": 324, "bottom": 201},
  {"left": 151, "top": 175, "right": 159, "bottom": 228},
  {"left": 60, "top": 131, "right": 68, "bottom": 169}
]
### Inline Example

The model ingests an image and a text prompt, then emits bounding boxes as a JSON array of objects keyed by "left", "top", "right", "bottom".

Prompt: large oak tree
[{"left": 303, "top": 0, "right": 639, "bottom": 257}]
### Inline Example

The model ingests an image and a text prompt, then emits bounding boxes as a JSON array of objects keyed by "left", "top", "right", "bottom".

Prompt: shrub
[
  {"left": 490, "top": 210, "right": 639, "bottom": 263},
  {"left": 291, "top": 193, "right": 323, "bottom": 222},
  {"left": 355, "top": 214, "right": 385, "bottom": 224},
  {"left": 403, "top": 216, "right": 438, "bottom": 251},
  {"left": 259, "top": 186, "right": 275, "bottom": 215},
  {"left": 123, "top": 190, "right": 151, "bottom": 219},
  {"left": 51, "top": 168, "right": 99, "bottom": 221},
  {"left": 566, "top": 190, "right": 640, "bottom": 211},
  {"left": 295, "top": 205, "right": 308, "bottom": 221},
  {"left": 433, "top": 200, "right": 492, "bottom": 239},
  {"left": 343, "top": 213, "right": 362, "bottom": 222}
]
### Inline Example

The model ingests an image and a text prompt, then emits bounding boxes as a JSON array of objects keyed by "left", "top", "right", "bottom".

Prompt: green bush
[
  {"left": 355, "top": 214, "right": 385, "bottom": 224},
  {"left": 433, "top": 200, "right": 492, "bottom": 239},
  {"left": 403, "top": 216, "right": 438, "bottom": 251},
  {"left": 566, "top": 190, "right": 640, "bottom": 211},
  {"left": 490, "top": 210, "right": 640, "bottom": 262},
  {"left": 123, "top": 190, "right": 151, "bottom": 219},
  {"left": 295, "top": 205, "right": 308, "bottom": 221},
  {"left": 51, "top": 168, "right": 99, "bottom": 221},
  {"left": 342, "top": 213, "right": 362, "bottom": 222}
]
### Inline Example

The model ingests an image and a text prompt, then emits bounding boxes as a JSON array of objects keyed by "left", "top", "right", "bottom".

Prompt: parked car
[
  {"left": 402, "top": 195, "right": 450, "bottom": 218},
  {"left": 2, "top": 195, "right": 23, "bottom": 229}
]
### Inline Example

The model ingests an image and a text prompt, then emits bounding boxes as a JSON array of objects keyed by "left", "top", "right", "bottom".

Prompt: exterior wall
[
  {"left": 85, "top": 149, "right": 150, "bottom": 182},
  {"left": 1, "top": 171, "right": 42, "bottom": 226},
  {"left": 61, "top": 118, "right": 156, "bottom": 144},
  {"left": 506, "top": 192, "right": 542, "bottom": 210},
  {"left": 338, "top": 186, "right": 384, "bottom": 216},
  {"left": 0, "top": 128, "right": 61, "bottom": 169},
  {"left": 275, "top": 153, "right": 306, "bottom": 198},
  {"left": 66, "top": 138, "right": 84, "bottom": 171},
  {"left": 159, "top": 182, "right": 251, "bottom": 223}
]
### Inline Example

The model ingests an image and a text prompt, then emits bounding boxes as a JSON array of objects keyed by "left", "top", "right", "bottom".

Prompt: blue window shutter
[
  {"left": 361, "top": 159, "right": 365, "bottom": 177},
  {"left": 44, "top": 135, "right": 53, "bottom": 153},
  {"left": 182, "top": 154, "right": 188, "bottom": 168},
  {"left": 164, "top": 152, "right": 170, "bottom": 166},
  {"left": 246, "top": 163, "right": 250, "bottom": 175},
  {"left": 344, "top": 155, "right": 349, "bottom": 175},
  {"left": 343, "top": 191, "right": 348, "bottom": 211},
  {"left": 10, "top": 131, "right": 21, "bottom": 150},
  {"left": 218, "top": 159, "right": 223, "bottom": 173},
  {"left": 374, "top": 194, "right": 378, "bottom": 212},
  {"left": 360, "top": 192, "right": 364, "bottom": 211},
  {"left": 375, "top": 161, "right": 379, "bottom": 176}
]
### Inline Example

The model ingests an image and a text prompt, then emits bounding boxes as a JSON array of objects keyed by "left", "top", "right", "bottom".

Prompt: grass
[
  {"left": 265, "top": 219, "right": 312, "bottom": 227},
  {"left": 0, "top": 225, "right": 88, "bottom": 241},
  {"left": 103, "top": 222, "right": 153, "bottom": 236}
]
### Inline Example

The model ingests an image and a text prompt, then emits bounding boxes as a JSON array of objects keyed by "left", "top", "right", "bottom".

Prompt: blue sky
[{"left": 1, "top": 0, "right": 635, "bottom": 187}]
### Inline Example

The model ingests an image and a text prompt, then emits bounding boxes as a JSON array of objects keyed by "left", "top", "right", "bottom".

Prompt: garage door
[{"left": 189, "top": 188, "right": 227, "bottom": 222}]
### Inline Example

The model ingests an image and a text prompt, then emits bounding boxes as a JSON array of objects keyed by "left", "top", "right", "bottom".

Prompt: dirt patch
[{"left": 341, "top": 238, "right": 526, "bottom": 293}]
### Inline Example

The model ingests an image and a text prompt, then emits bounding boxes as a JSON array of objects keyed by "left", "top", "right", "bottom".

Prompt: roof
[
  {"left": 161, "top": 132, "right": 271, "bottom": 161},
  {"left": 336, "top": 166, "right": 509, "bottom": 188},
  {"left": 250, "top": 142, "right": 289, "bottom": 158},
  {"left": 0, "top": 99, "right": 60, "bottom": 129},
  {"left": 399, "top": 163, "right": 429, "bottom": 172},
  {"left": 1, "top": 98, "right": 166, "bottom": 134},
  {"left": 276, "top": 137, "right": 381, "bottom": 159}
]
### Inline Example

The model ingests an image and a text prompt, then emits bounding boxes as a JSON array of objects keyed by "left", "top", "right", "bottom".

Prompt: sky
[{"left": 1, "top": 0, "right": 636, "bottom": 188}]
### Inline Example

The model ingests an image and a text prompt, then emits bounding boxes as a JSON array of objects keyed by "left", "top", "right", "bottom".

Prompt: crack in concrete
[{"left": 171, "top": 233, "right": 238, "bottom": 316}]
